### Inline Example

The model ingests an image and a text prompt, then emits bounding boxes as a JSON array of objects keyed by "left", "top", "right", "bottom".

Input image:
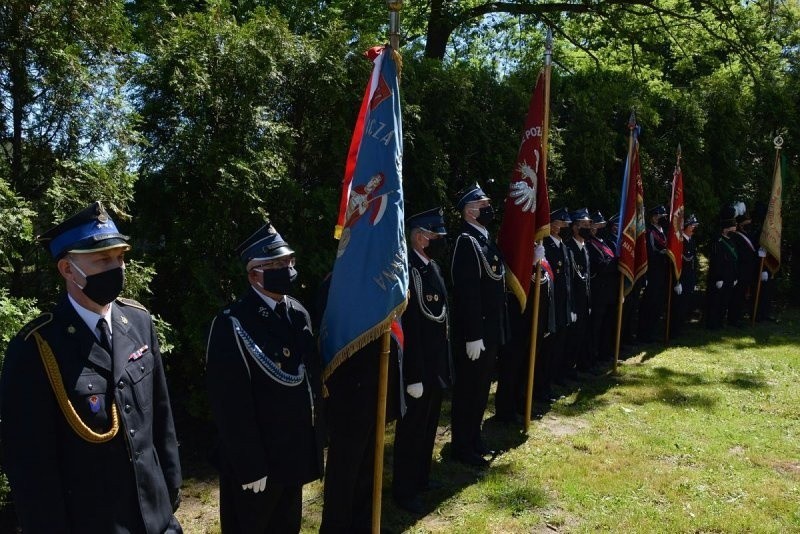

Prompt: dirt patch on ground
[
  {"left": 536, "top": 414, "right": 589, "bottom": 437},
  {"left": 772, "top": 460, "right": 800, "bottom": 479},
  {"left": 175, "top": 479, "right": 220, "bottom": 534}
]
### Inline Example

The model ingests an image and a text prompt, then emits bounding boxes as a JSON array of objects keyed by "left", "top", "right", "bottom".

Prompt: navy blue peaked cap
[
  {"left": 236, "top": 223, "right": 294, "bottom": 264},
  {"left": 591, "top": 210, "right": 606, "bottom": 225},
  {"left": 455, "top": 183, "right": 489, "bottom": 211},
  {"left": 407, "top": 207, "right": 447, "bottom": 235},
  {"left": 570, "top": 207, "right": 591, "bottom": 223},
  {"left": 607, "top": 212, "right": 620, "bottom": 225},
  {"left": 550, "top": 207, "right": 572, "bottom": 223},
  {"left": 38, "top": 201, "right": 130, "bottom": 260},
  {"left": 648, "top": 205, "right": 668, "bottom": 217},
  {"left": 684, "top": 213, "right": 699, "bottom": 227}
]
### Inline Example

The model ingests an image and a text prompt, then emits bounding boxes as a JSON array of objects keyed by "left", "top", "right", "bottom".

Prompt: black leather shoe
[
  {"left": 474, "top": 441, "right": 496, "bottom": 457},
  {"left": 452, "top": 451, "right": 489, "bottom": 468},
  {"left": 394, "top": 495, "right": 423, "bottom": 514},
  {"left": 421, "top": 478, "right": 444, "bottom": 491}
]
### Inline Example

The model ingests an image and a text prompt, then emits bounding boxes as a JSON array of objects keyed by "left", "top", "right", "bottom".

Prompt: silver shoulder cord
[
  {"left": 465, "top": 234, "right": 504, "bottom": 281},
  {"left": 411, "top": 266, "right": 447, "bottom": 323},
  {"left": 229, "top": 316, "right": 315, "bottom": 426}
]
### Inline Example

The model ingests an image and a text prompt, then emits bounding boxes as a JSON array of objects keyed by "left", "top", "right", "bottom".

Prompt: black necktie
[
  {"left": 274, "top": 301, "right": 289, "bottom": 324},
  {"left": 97, "top": 318, "right": 112, "bottom": 354}
]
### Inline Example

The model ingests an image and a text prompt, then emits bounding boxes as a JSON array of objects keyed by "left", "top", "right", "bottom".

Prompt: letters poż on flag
[
  {"left": 320, "top": 46, "right": 408, "bottom": 382},
  {"left": 665, "top": 164, "right": 684, "bottom": 280},
  {"left": 616, "top": 126, "right": 648, "bottom": 296},
  {"left": 497, "top": 71, "right": 551, "bottom": 311}
]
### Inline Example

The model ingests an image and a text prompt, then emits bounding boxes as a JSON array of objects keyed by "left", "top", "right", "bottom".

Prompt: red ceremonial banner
[
  {"left": 666, "top": 164, "right": 684, "bottom": 279},
  {"left": 498, "top": 71, "right": 551, "bottom": 311}
]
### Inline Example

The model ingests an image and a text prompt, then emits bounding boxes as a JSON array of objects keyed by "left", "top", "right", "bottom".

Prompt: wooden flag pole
[
  {"left": 373, "top": 4, "right": 402, "bottom": 532},
  {"left": 752, "top": 257, "right": 765, "bottom": 326},
  {"left": 665, "top": 270, "right": 673, "bottom": 343},
  {"left": 614, "top": 112, "right": 637, "bottom": 374},
  {"left": 372, "top": 325, "right": 392, "bottom": 534},
  {"left": 523, "top": 29, "right": 552, "bottom": 433}
]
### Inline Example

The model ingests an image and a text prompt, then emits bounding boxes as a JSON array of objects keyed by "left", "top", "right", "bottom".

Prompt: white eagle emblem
[{"left": 509, "top": 149, "right": 539, "bottom": 213}]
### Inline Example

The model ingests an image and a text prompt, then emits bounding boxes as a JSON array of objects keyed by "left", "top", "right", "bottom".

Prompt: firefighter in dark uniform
[
  {"left": 587, "top": 210, "right": 618, "bottom": 364},
  {"left": 565, "top": 208, "right": 592, "bottom": 372},
  {"left": 0, "top": 201, "right": 182, "bottom": 533},
  {"left": 205, "top": 223, "right": 323, "bottom": 533},
  {"left": 543, "top": 208, "right": 573, "bottom": 385},
  {"left": 637, "top": 205, "right": 669, "bottom": 342},
  {"left": 728, "top": 203, "right": 758, "bottom": 326},
  {"left": 669, "top": 214, "right": 699, "bottom": 337},
  {"left": 449, "top": 183, "right": 507, "bottom": 468},
  {"left": 392, "top": 208, "right": 453, "bottom": 514},
  {"left": 706, "top": 206, "right": 739, "bottom": 329}
]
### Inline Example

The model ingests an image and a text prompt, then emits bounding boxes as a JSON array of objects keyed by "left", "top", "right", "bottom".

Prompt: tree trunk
[{"left": 424, "top": 0, "right": 452, "bottom": 60}]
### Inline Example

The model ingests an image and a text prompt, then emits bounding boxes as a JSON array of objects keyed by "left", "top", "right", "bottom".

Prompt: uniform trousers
[
  {"left": 451, "top": 344, "right": 498, "bottom": 457},
  {"left": 392, "top": 384, "right": 443, "bottom": 499},
  {"left": 219, "top": 473, "right": 301, "bottom": 534}
]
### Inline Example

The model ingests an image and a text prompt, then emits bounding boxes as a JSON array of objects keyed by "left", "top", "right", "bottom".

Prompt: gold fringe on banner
[{"left": 321, "top": 298, "right": 408, "bottom": 395}]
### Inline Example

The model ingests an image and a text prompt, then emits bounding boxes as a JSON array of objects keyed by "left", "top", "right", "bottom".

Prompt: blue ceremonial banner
[{"left": 320, "top": 46, "right": 408, "bottom": 382}]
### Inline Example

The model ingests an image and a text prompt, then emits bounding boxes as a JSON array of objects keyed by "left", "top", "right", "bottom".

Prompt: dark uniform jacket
[
  {"left": 587, "top": 236, "right": 617, "bottom": 304},
  {"left": 680, "top": 235, "right": 698, "bottom": 290},
  {"left": 206, "top": 288, "right": 323, "bottom": 487},
  {"left": 0, "top": 296, "right": 182, "bottom": 534},
  {"left": 543, "top": 235, "right": 573, "bottom": 329},
  {"left": 730, "top": 231, "right": 758, "bottom": 286},
  {"left": 708, "top": 235, "right": 739, "bottom": 285},
  {"left": 404, "top": 251, "right": 453, "bottom": 388},
  {"left": 646, "top": 224, "right": 668, "bottom": 281},
  {"left": 565, "top": 238, "right": 591, "bottom": 313},
  {"left": 450, "top": 222, "right": 508, "bottom": 348}
]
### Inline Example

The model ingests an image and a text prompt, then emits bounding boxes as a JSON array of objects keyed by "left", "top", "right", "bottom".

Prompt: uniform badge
[
  {"left": 492, "top": 265, "right": 497, "bottom": 272},
  {"left": 120, "top": 315, "right": 128, "bottom": 325},
  {"left": 283, "top": 347, "right": 291, "bottom": 358},
  {"left": 67, "top": 325, "right": 76, "bottom": 334},
  {"left": 276, "top": 362, "right": 282, "bottom": 369},
  {"left": 426, "top": 295, "right": 433, "bottom": 302},
  {"left": 88, "top": 395, "right": 101, "bottom": 414},
  {"left": 434, "top": 295, "right": 439, "bottom": 302}
]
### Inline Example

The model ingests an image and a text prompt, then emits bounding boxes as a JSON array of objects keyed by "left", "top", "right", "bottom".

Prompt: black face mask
[
  {"left": 578, "top": 227, "right": 593, "bottom": 240},
  {"left": 71, "top": 263, "right": 125, "bottom": 306},
  {"left": 260, "top": 266, "right": 298, "bottom": 295},
  {"left": 424, "top": 237, "right": 449, "bottom": 259},
  {"left": 476, "top": 206, "right": 494, "bottom": 226}
]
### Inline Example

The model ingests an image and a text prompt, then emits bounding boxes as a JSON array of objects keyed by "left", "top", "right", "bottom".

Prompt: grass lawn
[{"left": 177, "top": 307, "right": 800, "bottom": 533}]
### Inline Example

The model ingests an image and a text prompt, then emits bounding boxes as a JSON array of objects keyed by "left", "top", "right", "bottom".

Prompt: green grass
[{"left": 179, "top": 308, "right": 800, "bottom": 533}]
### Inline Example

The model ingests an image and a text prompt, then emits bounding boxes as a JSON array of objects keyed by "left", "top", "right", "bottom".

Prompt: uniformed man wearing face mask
[
  {"left": 0, "top": 201, "right": 183, "bottom": 533},
  {"left": 392, "top": 208, "right": 453, "bottom": 514},
  {"left": 637, "top": 205, "right": 669, "bottom": 343},
  {"left": 206, "top": 223, "right": 323, "bottom": 533},
  {"left": 449, "top": 183, "right": 507, "bottom": 468},
  {"left": 565, "top": 208, "right": 592, "bottom": 374}
]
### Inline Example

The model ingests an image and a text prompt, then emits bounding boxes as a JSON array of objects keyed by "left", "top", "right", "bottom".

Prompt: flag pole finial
[
  {"left": 774, "top": 135, "right": 784, "bottom": 149},
  {"left": 545, "top": 28, "right": 553, "bottom": 66},
  {"left": 677, "top": 143, "right": 682, "bottom": 157},
  {"left": 628, "top": 109, "right": 636, "bottom": 130},
  {"left": 386, "top": 0, "right": 402, "bottom": 51}
]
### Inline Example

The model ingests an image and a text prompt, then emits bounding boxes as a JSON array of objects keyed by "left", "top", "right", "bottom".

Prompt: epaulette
[
  {"left": 116, "top": 297, "right": 147, "bottom": 311},
  {"left": 21, "top": 313, "right": 54, "bottom": 341}
]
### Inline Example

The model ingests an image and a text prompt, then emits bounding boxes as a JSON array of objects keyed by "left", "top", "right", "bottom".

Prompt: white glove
[
  {"left": 758, "top": 247, "right": 767, "bottom": 258},
  {"left": 466, "top": 339, "right": 485, "bottom": 361},
  {"left": 733, "top": 279, "right": 738, "bottom": 287},
  {"left": 761, "top": 271, "right": 768, "bottom": 281},
  {"left": 715, "top": 281, "right": 723, "bottom": 289},
  {"left": 570, "top": 312, "right": 578, "bottom": 323},
  {"left": 674, "top": 283, "right": 683, "bottom": 295},
  {"left": 533, "top": 244, "right": 545, "bottom": 263},
  {"left": 406, "top": 382, "right": 423, "bottom": 398},
  {"left": 242, "top": 476, "right": 267, "bottom": 493}
]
